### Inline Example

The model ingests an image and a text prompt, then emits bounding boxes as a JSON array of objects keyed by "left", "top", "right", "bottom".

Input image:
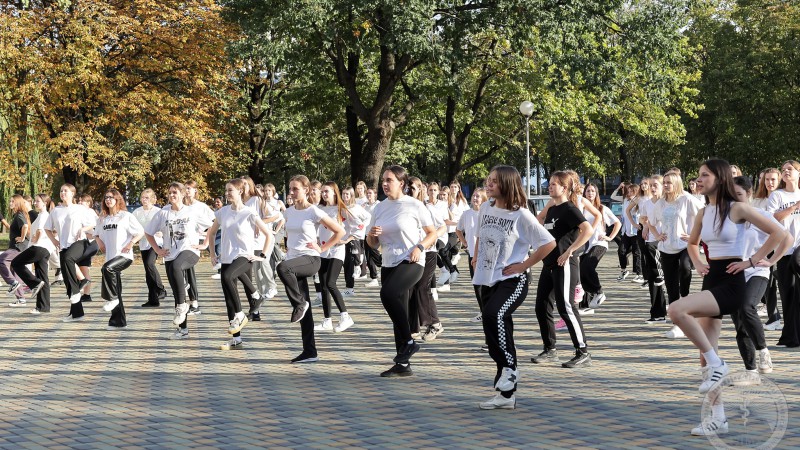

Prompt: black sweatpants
[
  {"left": 775, "top": 252, "right": 800, "bottom": 347},
  {"left": 644, "top": 242, "right": 667, "bottom": 319},
  {"left": 535, "top": 260, "right": 588, "bottom": 351},
  {"left": 481, "top": 273, "right": 528, "bottom": 390},
  {"left": 10, "top": 246, "right": 50, "bottom": 312},
  {"left": 221, "top": 257, "right": 256, "bottom": 338},
  {"left": 732, "top": 276, "right": 769, "bottom": 370},
  {"left": 380, "top": 262, "right": 424, "bottom": 354},
  {"left": 319, "top": 257, "right": 346, "bottom": 318},
  {"left": 344, "top": 240, "right": 364, "bottom": 289},
  {"left": 467, "top": 255, "right": 483, "bottom": 311},
  {"left": 165, "top": 251, "right": 200, "bottom": 330},
  {"left": 101, "top": 256, "right": 132, "bottom": 327},
  {"left": 579, "top": 245, "right": 607, "bottom": 294},
  {"left": 409, "top": 252, "right": 439, "bottom": 332},
  {"left": 618, "top": 234, "right": 642, "bottom": 274},
  {"left": 661, "top": 249, "right": 692, "bottom": 304},
  {"left": 277, "top": 255, "right": 322, "bottom": 355},
  {"left": 61, "top": 240, "right": 97, "bottom": 318},
  {"left": 764, "top": 265, "right": 781, "bottom": 323},
  {"left": 141, "top": 248, "right": 166, "bottom": 305},
  {"left": 365, "top": 240, "right": 381, "bottom": 279}
]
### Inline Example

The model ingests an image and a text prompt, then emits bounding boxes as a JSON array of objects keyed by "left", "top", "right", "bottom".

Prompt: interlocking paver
[{"left": 0, "top": 253, "right": 797, "bottom": 449}]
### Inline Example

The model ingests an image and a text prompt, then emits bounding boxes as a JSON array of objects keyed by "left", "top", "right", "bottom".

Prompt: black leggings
[
  {"left": 101, "top": 256, "right": 132, "bottom": 327},
  {"left": 481, "top": 273, "right": 528, "bottom": 390},
  {"left": 165, "top": 251, "right": 200, "bottom": 330},
  {"left": 775, "top": 252, "right": 800, "bottom": 347},
  {"left": 535, "top": 261, "right": 587, "bottom": 351},
  {"left": 319, "top": 257, "right": 346, "bottom": 318},
  {"left": 618, "top": 234, "right": 642, "bottom": 274},
  {"left": 277, "top": 255, "right": 322, "bottom": 355},
  {"left": 661, "top": 249, "right": 692, "bottom": 304},
  {"left": 764, "top": 265, "right": 780, "bottom": 323},
  {"left": 732, "top": 276, "right": 769, "bottom": 370},
  {"left": 644, "top": 242, "right": 667, "bottom": 319},
  {"left": 10, "top": 246, "right": 50, "bottom": 312},
  {"left": 141, "top": 248, "right": 166, "bottom": 304},
  {"left": 344, "top": 240, "right": 364, "bottom": 289},
  {"left": 365, "top": 240, "right": 382, "bottom": 279},
  {"left": 61, "top": 240, "right": 98, "bottom": 318},
  {"left": 380, "top": 262, "right": 424, "bottom": 354},
  {"left": 221, "top": 257, "right": 256, "bottom": 337},
  {"left": 467, "top": 255, "right": 483, "bottom": 311},
  {"left": 409, "top": 252, "right": 439, "bottom": 332},
  {"left": 579, "top": 245, "right": 607, "bottom": 294}
]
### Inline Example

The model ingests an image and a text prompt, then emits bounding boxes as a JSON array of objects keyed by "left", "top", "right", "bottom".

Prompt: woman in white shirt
[
  {"left": 313, "top": 182, "right": 354, "bottom": 333},
  {"left": 457, "top": 188, "right": 487, "bottom": 324},
  {"left": 11, "top": 194, "right": 55, "bottom": 314},
  {"left": 133, "top": 188, "right": 167, "bottom": 308},
  {"left": 340, "top": 186, "right": 371, "bottom": 296},
  {"left": 203, "top": 179, "right": 275, "bottom": 350},
  {"left": 145, "top": 182, "right": 214, "bottom": 339},
  {"left": 94, "top": 189, "right": 145, "bottom": 330},
  {"left": 580, "top": 184, "right": 621, "bottom": 310},
  {"left": 243, "top": 176, "right": 279, "bottom": 317},
  {"left": 427, "top": 182, "right": 455, "bottom": 289},
  {"left": 363, "top": 188, "right": 382, "bottom": 286},
  {"left": 649, "top": 173, "right": 703, "bottom": 337},
  {"left": 753, "top": 168, "right": 782, "bottom": 329},
  {"left": 638, "top": 175, "right": 668, "bottom": 323},
  {"left": 616, "top": 183, "right": 643, "bottom": 282},
  {"left": 367, "top": 165, "right": 437, "bottom": 378},
  {"left": 473, "top": 165, "right": 555, "bottom": 409},
  {"left": 446, "top": 181, "right": 470, "bottom": 267},
  {"left": 625, "top": 178, "right": 652, "bottom": 286},
  {"left": 277, "top": 175, "right": 345, "bottom": 363},
  {"left": 354, "top": 181, "right": 368, "bottom": 206}
]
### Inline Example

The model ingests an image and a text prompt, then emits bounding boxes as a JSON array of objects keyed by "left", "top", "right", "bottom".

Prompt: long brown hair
[
  {"left": 777, "top": 160, "right": 800, "bottom": 190},
  {"left": 101, "top": 189, "right": 127, "bottom": 216},
  {"left": 490, "top": 165, "right": 527, "bottom": 211},
  {"left": 703, "top": 159, "right": 738, "bottom": 234},
  {"left": 408, "top": 177, "right": 425, "bottom": 202},
  {"left": 551, "top": 170, "right": 578, "bottom": 206},
  {"left": 322, "top": 181, "right": 348, "bottom": 222},
  {"left": 9, "top": 194, "right": 31, "bottom": 226},
  {"left": 583, "top": 183, "right": 602, "bottom": 211},
  {"left": 755, "top": 168, "right": 780, "bottom": 200}
]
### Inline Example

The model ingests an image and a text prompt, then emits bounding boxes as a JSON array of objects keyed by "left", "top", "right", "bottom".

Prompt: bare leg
[{"left": 668, "top": 291, "right": 721, "bottom": 353}]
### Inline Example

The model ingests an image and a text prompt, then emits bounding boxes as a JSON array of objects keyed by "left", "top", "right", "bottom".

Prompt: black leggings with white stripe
[
  {"left": 535, "top": 260, "right": 588, "bottom": 351},
  {"left": 480, "top": 273, "right": 528, "bottom": 388}
]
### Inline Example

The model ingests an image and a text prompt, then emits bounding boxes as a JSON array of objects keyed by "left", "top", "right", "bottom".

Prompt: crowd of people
[{"left": 0, "top": 158, "right": 796, "bottom": 435}]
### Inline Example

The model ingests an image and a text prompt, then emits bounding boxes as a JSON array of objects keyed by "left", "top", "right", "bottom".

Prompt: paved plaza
[{"left": 0, "top": 253, "right": 798, "bottom": 449}]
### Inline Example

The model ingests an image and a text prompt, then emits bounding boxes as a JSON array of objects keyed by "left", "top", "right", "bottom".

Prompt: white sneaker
[
  {"left": 451, "top": 253, "right": 461, "bottom": 266},
  {"left": 449, "top": 271, "right": 458, "bottom": 284},
  {"left": 578, "top": 308, "right": 595, "bottom": 315},
  {"left": 730, "top": 369, "right": 761, "bottom": 386},
  {"left": 102, "top": 299, "right": 119, "bottom": 312},
  {"left": 431, "top": 288, "right": 439, "bottom": 301},
  {"left": 588, "top": 292, "right": 606, "bottom": 308},
  {"left": 62, "top": 314, "right": 86, "bottom": 323},
  {"left": 494, "top": 367, "right": 519, "bottom": 391},
  {"left": 8, "top": 299, "right": 27, "bottom": 307},
  {"left": 699, "top": 361, "right": 729, "bottom": 393},
  {"left": 106, "top": 325, "right": 127, "bottom": 331},
  {"left": 211, "top": 273, "right": 221, "bottom": 280},
  {"left": 69, "top": 293, "right": 82, "bottom": 304},
  {"left": 665, "top": 325, "right": 685, "bottom": 339},
  {"left": 220, "top": 338, "right": 243, "bottom": 350},
  {"left": 342, "top": 288, "right": 355, "bottom": 297},
  {"left": 265, "top": 288, "right": 278, "bottom": 299},
  {"left": 228, "top": 314, "right": 248, "bottom": 334},
  {"left": 479, "top": 393, "right": 516, "bottom": 410},
  {"left": 764, "top": 320, "right": 783, "bottom": 331},
  {"left": 758, "top": 349, "right": 773, "bottom": 374},
  {"left": 471, "top": 313, "right": 482, "bottom": 322},
  {"left": 169, "top": 329, "right": 189, "bottom": 340},
  {"left": 334, "top": 312, "right": 354, "bottom": 332},
  {"left": 173, "top": 303, "right": 190, "bottom": 325},
  {"left": 691, "top": 418, "right": 728, "bottom": 436},
  {"left": 213, "top": 262, "right": 222, "bottom": 271},
  {"left": 437, "top": 284, "right": 450, "bottom": 292},
  {"left": 314, "top": 317, "right": 334, "bottom": 331},
  {"left": 630, "top": 275, "right": 645, "bottom": 284},
  {"left": 616, "top": 270, "right": 630, "bottom": 281},
  {"left": 437, "top": 269, "right": 450, "bottom": 286},
  {"left": 421, "top": 323, "right": 443, "bottom": 341},
  {"left": 757, "top": 303, "right": 768, "bottom": 317},
  {"left": 365, "top": 278, "right": 379, "bottom": 287},
  {"left": 353, "top": 266, "right": 361, "bottom": 279},
  {"left": 29, "top": 308, "right": 41, "bottom": 315}
]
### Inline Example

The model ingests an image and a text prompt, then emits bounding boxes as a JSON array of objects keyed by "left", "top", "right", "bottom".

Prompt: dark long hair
[
  {"left": 384, "top": 165, "right": 410, "bottom": 195},
  {"left": 489, "top": 165, "right": 527, "bottom": 211},
  {"left": 703, "top": 159, "right": 738, "bottom": 234}
]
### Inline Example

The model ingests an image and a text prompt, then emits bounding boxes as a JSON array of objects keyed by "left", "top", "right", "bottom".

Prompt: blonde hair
[{"left": 662, "top": 172, "right": 684, "bottom": 202}]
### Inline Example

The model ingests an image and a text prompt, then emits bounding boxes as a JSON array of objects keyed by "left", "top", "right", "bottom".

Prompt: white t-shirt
[
  {"left": 96, "top": 211, "right": 144, "bottom": 261},
  {"left": 30, "top": 210, "right": 55, "bottom": 254},
  {"left": 427, "top": 201, "right": 449, "bottom": 245},
  {"left": 585, "top": 206, "right": 620, "bottom": 250},
  {"left": 187, "top": 200, "right": 216, "bottom": 235},
  {"left": 355, "top": 197, "right": 368, "bottom": 206},
  {"left": 743, "top": 210, "right": 783, "bottom": 282},
  {"left": 145, "top": 204, "right": 214, "bottom": 261},
  {"left": 132, "top": 206, "right": 162, "bottom": 250},
  {"left": 369, "top": 196, "right": 434, "bottom": 268},
  {"left": 639, "top": 198, "right": 659, "bottom": 243},
  {"left": 457, "top": 209, "right": 480, "bottom": 257},
  {"left": 344, "top": 204, "right": 371, "bottom": 240},
  {"left": 621, "top": 198, "right": 638, "bottom": 237},
  {"left": 246, "top": 196, "right": 270, "bottom": 249},
  {"left": 364, "top": 200, "right": 381, "bottom": 215},
  {"left": 318, "top": 205, "right": 345, "bottom": 261},
  {"left": 215, "top": 205, "right": 260, "bottom": 264},
  {"left": 652, "top": 194, "right": 703, "bottom": 254},
  {"left": 44, "top": 204, "right": 96, "bottom": 250},
  {"left": 472, "top": 203, "right": 554, "bottom": 287},
  {"left": 766, "top": 189, "right": 800, "bottom": 255},
  {"left": 448, "top": 200, "right": 469, "bottom": 233},
  {"left": 285, "top": 205, "right": 327, "bottom": 260}
]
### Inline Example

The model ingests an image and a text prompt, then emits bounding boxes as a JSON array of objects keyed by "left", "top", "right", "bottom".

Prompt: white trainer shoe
[
  {"left": 437, "top": 284, "right": 450, "bottom": 292},
  {"left": 479, "top": 393, "right": 516, "bottom": 410},
  {"left": 494, "top": 367, "right": 519, "bottom": 391},
  {"left": 314, "top": 317, "right": 334, "bottom": 331},
  {"left": 103, "top": 299, "right": 119, "bottom": 312},
  {"left": 588, "top": 292, "right": 606, "bottom": 308},
  {"left": 334, "top": 312, "right": 354, "bottom": 332},
  {"left": 764, "top": 320, "right": 783, "bottom": 331},
  {"left": 173, "top": 303, "right": 190, "bottom": 325},
  {"left": 665, "top": 325, "right": 685, "bottom": 339},
  {"left": 758, "top": 349, "right": 773, "bottom": 374},
  {"left": 365, "top": 278, "right": 379, "bottom": 287},
  {"left": 342, "top": 288, "right": 355, "bottom": 297},
  {"left": 699, "top": 361, "right": 729, "bottom": 394},
  {"left": 691, "top": 418, "right": 728, "bottom": 436}
]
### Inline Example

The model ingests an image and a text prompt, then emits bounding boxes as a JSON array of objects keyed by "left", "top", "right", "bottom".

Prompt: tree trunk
[{"left": 352, "top": 114, "right": 394, "bottom": 190}]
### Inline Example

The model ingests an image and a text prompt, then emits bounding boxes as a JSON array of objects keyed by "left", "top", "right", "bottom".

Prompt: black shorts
[{"left": 702, "top": 258, "right": 746, "bottom": 316}]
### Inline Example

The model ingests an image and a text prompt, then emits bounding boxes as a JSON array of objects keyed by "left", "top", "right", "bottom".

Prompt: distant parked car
[{"left": 527, "top": 195, "right": 551, "bottom": 215}]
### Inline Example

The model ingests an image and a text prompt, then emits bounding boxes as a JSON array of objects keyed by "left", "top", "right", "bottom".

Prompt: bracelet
[{"left": 748, "top": 257, "right": 754, "bottom": 268}]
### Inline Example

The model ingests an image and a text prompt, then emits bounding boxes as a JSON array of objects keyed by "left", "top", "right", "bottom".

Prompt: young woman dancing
[
  {"left": 580, "top": 183, "right": 621, "bottom": 309},
  {"left": 457, "top": 188, "right": 488, "bottom": 324},
  {"left": 133, "top": 189, "right": 168, "bottom": 308},
  {"left": 753, "top": 168, "right": 782, "bottom": 330},
  {"left": 474, "top": 166, "right": 555, "bottom": 409},
  {"left": 10, "top": 194, "right": 54, "bottom": 313},
  {"left": 3, "top": 195, "right": 31, "bottom": 304},
  {"left": 638, "top": 175, "right": 669, "bottom": 324}
]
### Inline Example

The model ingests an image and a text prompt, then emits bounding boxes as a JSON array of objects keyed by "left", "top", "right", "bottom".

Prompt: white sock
[
  {"left": 341, "top": 312, "right": 349, "bottom": 318},
  {"left": 712, "top": 404, "right": 726, "bottom": 421},
  {"left": 703, "top": 350, "right": 722, "bottom": 367},
  {"left": 253, "top": 310, "right": 259, "bottom": 315},
  {"left": 400, "top": 363, "right": 409, "bottom": 367},
  {"left": 252, "top": 292, "right": 261, "bottom": 300},
  {"left": 191, "top": 300, "right": 199, "bottom": 308},
  {"left": 233, "top": 336, "right": 242, "bottom": 344},
  {"left": 407, "top": 339, "right": 414, "bottom": 345}
]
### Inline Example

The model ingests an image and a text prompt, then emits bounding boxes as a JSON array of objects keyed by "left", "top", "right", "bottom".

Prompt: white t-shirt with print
[
  {"left": 472, "top": 203, "right": 554, "bottom": 287},
  {"left": 145, "top": 204, "right": 214, "bottom": 261},
  {"left": 369, "top": 196, "right": 434, "bottom": 268},
  {"left": 285, "top": 205, "right": 327, "bottom": 260},
  {"left": 96, "top": 211, "right": 145, "bottom": 261},
  {"left": 766, "top": 189, "right": 800, "bottom": 255}
]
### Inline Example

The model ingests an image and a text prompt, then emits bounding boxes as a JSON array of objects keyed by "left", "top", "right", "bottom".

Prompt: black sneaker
[
  {"left": 250, "top": 312, "right": 261, "bottom": 322},
  {"left": 290, "top": 352, "right": 319, "bottom": 363},
  {"left": 157, "top": 289, "right": 167, "bottom": 300},
  {"left": 562, "top": 350, "right": 592, "bottom": 368},
  {"left": 188, "top": 305, "right": 201, "bottom": 316},
  {"left": 78, "top": 279, "right": 91, "bottom": 291},
  {"left": 51, "top": 279, "right": 64, "bottom": 286},
  {"left": 141, "top": 302, "right": 160, "bottom": 308},
  {"left": 393, "top": 341, "right": 420, "bottom": 364},
  {"left": 645, "top": 317, "right": 666, "bottom": 324},
  {"left": 531, "top": 348, "right": 559, "bottom": 364},
  {"left": 380, "top": 363, "right": 413, "bottom": 378},
  {"left": 80, "top": 294, "right": 92, "bottom": 302},
  {"left": 249, "top": 296, "right": 264, "bottom": 316},
  {"left": 291, "top": 301, "right": 310, "bottom": 323}
]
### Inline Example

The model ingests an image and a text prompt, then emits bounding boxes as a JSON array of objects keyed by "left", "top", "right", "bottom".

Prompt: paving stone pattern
[{"left": 0, "top": 254, "right": 797, "bottom": 449}]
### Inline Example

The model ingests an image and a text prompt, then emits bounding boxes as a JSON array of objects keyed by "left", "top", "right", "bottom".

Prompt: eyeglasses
[{"left": 104, "top": 196, "right": 114, "bottom": 200}]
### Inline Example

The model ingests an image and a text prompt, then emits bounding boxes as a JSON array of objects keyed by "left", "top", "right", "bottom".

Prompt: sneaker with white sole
[
  {"left": 169, "top": 329, "right": 189, "bottom": 340},
  {"left": 471, "top": 313, "right": 482, "bottom": 322},
  {"left": 645, "top": 317, "right": 667, "bottom": 324},
  {"left": 220, "top": 338, "right": 243, "bottom": 350},
  {"left": 265, "top": 288, "right": 278, "bottom": 299},
  {"left": 630, "top": 275, "right": 645, "bottom": 284},
  {"left": 691, "top": 418, "right": 728, "bottom": 436},
  {"left": 314, "top": 317, "right": 334, "bottom": 331},
  {"left": 531, "top": 348, "right": 559, "bottom": 364},
  {"left": 757, "top": 303, "right": 768, "bottom": 317},
  {"left": 7, "top": 281, "right": 21, "bottom": 295},
  {"left": 365, "top": 278, "right": 379, "bottom": 287},
  {"left": 437, "top": 269, "right": 450, "bottom": 286},
  {"left": 758, "top": 349, "right": 773, "bottom": 374},
  {"left": 578, "top": 308, "right": 595, "bottom": 315},
  {"left": 588, "top": 292, "right": 606, "bottom": 308},
  {"left": 353, "top": 266, "right": 361, "bottom": 279},
  {"left": 8, "top": 299, "right": 27, "bottom": 307},
  {"left": 173, "top": 303, "right": 190, "bottom": 325},
  {"left": 69, "top": 293, "right": 82, "bottom": 304},
  {"left": 449, "top": 271, "right": 458, "bottom": 284},
  {"left": 699, "top": 361, "right": 729, "bottom": 393},
  {"left": 211, "top": 273, "right": 221, "bottom": 280},
  {"left": 421, "top": 323, "right": 443, "bottom": 341},
  {"left": 437, "top": 284, "right": 451, "bottom": 292},
  {"left": 102, "top": 299, "right": 119, "bottom": 312},
  {"left": 29, "top": 308, "right": 41, "bottom": 315},
  {"left": 616, "top": 270, "right": 630, "bottom": 281},
  {"left": 106, "top": 325, "right": 127, "bottom": 331},
  {"left": 291, "top": 352, "right": 319, "bottom": 363},
  {"left": 562, "top": 350, "right": 592, "bottom": 368},
  {"left": 334, "top": 312, "right": 354, "bottom": 332},
  {"left": 431, "top": 288, "right": 439, "bottom": 301},
  {"left": 62, "top": 314, "right": 86, "bottom": 323},
  {"left": 665, "top": 325, "right": 685, "bottom": 339},
  {"left": 342, "top": 288, "right": 355, "bottom": 297},
  {"left": 451, "top": 253, "right": 461, "bottom": 266},
  {"left": 228, "top": 314, "right": 248, "bottom": 334},
  {"left": 764, "top": 320, "right": 783, "bottom": 331},
  {"left": 479, "top": 393, "right": 515, "bottom": 410},
  {"left": 27, "top": 281, "right": 46, "bottom": 299},
  {"left": 494, "top": 367, "right": 519, "bottom": 391},
  {"left": 291, "top": 301, "right": 310, "bottom": 323}
]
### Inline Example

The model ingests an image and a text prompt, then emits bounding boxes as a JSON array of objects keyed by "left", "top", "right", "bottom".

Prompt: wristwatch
[{"left": 415, "top": 244, "right": 425, "bottom": 252}]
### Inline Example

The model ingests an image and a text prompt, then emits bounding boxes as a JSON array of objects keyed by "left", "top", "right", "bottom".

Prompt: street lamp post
[{"left": 518, "top": 101, "right": 534, "bottom": 199}]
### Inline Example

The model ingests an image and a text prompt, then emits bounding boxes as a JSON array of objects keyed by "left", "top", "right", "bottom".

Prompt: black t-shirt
[
  {"left": 28, "top": 209, "right": 38, "bottom": 225},
  {"left": 9, "top": 212, "right": 27, "bottom": 250},
  {"left": 542, "top": 201, "right": 586, "bottom": 267}
]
